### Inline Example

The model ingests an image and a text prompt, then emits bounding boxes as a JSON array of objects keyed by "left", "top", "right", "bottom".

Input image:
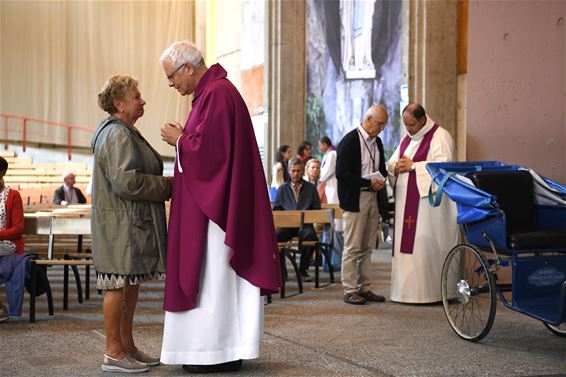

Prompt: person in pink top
[{"left": 159, "top": 41, "right": 280, "bottom": 374}]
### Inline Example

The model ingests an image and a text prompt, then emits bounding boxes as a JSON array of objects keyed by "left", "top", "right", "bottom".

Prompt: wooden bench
[
  {"left": 29, "top": 259, "right": 93, "bottom": 322},
  {"left": 24, "top": 211, "right": 93, "bottom": 322}
]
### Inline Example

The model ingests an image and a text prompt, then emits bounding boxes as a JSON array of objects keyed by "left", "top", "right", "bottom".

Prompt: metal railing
[{"left": 0, "top": 113, "right": 96, "bottom": 160}]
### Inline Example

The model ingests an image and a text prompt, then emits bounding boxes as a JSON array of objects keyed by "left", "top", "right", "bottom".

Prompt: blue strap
[{"left": 429, "top": 170, "right": 456, "bottom": 207}]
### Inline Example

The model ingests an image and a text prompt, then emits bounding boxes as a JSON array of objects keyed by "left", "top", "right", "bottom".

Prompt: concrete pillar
[
  {"left": 409, "top": 0, "right": 459, "bottom": 142},
  {"left": 267, "top": 0, "right": 306, "bottom": 176}
]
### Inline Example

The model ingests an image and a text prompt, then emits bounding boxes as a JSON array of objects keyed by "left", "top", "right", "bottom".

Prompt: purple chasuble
[
  {"left": 396, "top": 124, "right": 439, "bottom": 254},
  {"left": 164, "top": 64, "right": 281, "bottom": 312}
]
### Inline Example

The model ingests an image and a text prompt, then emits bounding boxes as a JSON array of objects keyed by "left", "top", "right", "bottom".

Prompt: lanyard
[{"left": 357, "top": 129, "right": 377, "bottom": 172}]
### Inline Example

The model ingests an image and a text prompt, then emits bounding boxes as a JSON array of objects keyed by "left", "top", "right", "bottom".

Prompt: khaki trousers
[{"left": 341, "top": 191, "right": 379, "bottom": 294}]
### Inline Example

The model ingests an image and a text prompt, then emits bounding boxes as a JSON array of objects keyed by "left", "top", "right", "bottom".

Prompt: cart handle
[{"left": 429, "top": 170, "right": 456, "bottom": 207}]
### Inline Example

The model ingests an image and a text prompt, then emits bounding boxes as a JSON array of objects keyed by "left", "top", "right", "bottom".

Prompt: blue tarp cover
[{"left": 426, "top": 161, "right": 566, "bottom": 225}]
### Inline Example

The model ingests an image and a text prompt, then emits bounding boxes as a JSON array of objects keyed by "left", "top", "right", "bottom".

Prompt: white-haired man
[
  {"left": 159, "top": 41, "right": 280, "bottom": 373},
  {"left": 336, "top": 104, "right": 388, "bottom": 305},
  {"left": 53, "top": 171, "right": 86, "bottom": 205}
]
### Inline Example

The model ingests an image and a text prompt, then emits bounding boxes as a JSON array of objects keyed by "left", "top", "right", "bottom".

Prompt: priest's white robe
[
  {"left": 160, "top": 220, "right": 263, "bottom": 365},
  {"left": 387, "top": 118, "right": 459, "bottom": 303}
]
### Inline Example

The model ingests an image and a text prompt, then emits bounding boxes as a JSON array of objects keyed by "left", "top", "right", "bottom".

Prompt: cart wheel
[
  {"left": 543, "top": 322, "right": 566, "bottom": 337},
  {"left": 441, "top": 243, "right": 497, "bottom": 342}
]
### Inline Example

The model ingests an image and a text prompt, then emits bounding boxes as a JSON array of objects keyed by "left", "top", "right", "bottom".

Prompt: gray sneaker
[
  {"left": 0, "top": 304, "right": 8, "bottom": 323},
  {"left": 101, "top": 354, "right": 149, "bottom": 373},
  {"left": 128, "top": 350, "right": 160, "bottom": 366}
]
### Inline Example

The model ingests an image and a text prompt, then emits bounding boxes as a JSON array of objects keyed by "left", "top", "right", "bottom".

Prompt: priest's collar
[{"left": 408, "top": 116, "right": 435, "bottom": 141}]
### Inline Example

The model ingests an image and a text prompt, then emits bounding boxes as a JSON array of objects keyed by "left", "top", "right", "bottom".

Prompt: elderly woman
[{"left": 92, "top": 75, "right": 171, "bottom": 373}]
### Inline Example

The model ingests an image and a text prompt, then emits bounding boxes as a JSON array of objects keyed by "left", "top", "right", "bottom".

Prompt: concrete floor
[{"left": 1, "top": 245, "right": 565, "bottom": 377}]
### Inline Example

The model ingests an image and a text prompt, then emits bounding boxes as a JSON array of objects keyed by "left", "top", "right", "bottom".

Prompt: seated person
[
  {"left": 0, "top": 156, "right": 27, "bottom": 322},
  {"left": 304, "top": 158, "right": 326, "bottom": 202},
  {"left": 53, "top": 171, "right": 87, "bottom": 205},
  {"left": 273, "top": 158, "right": 321, "bottom": 282},
  {"left": 304, "top": 158, "right": 321, "bottom": 186}
]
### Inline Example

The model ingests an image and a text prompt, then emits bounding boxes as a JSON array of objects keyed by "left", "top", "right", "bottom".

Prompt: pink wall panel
[
  {"left": 241, "top": 65, "right": 264, "bottom": 116},
  {"left": 467, "top": 0, "right": 565, "bottom": 182}
]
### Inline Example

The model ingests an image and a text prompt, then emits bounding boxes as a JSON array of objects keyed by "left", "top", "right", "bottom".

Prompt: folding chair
[
  {"left": 303, "top": 209, "right": 336, "bottom": 288},
  {"left": 272, "top": 210, "right": 305, "bottom": 298}
]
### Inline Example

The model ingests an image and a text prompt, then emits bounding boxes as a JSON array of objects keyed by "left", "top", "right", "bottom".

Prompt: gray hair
[
  {"left": 288, "top": 158, "right": 305, "bottom": 169},
  {"left": 160, "top": 41, "right": 204, "bottom": 68},
  {"left": 62, "top": 171, "right": 75, "bottom": 180},
  {"left": 364, "top": 103, "right": 387, "bottom": 121}
]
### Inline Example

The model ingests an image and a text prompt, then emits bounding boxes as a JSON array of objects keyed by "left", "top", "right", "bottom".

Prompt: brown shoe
[
  {"left": 359, "top": 290, "right": 386, "bottom": 302},
  {"left": 343, "top": 292, "right": 367, "bottom": 305}
]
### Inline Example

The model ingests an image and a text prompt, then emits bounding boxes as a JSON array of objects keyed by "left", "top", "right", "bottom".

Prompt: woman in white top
[
  {"left": 270, "top": 145, "right": 291, "bottom": 200},
  {"left": 318, "top": 136, "right": 343, "bottom": 271}
]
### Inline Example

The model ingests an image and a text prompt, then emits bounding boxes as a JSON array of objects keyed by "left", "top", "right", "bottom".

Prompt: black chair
[{"left": 469, "top": 170, "right": 566, "bottom": 250}]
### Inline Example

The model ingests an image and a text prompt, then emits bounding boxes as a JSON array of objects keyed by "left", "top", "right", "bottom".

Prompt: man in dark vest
[
  {"left": 53, "top": 171, "right": 87, "bottom": 205},
  {"left": 273, "top": 158, "right": 321, "bottom": 282},
  {"left": 336, "top": 104, "right": 388, "bottom": 305}
]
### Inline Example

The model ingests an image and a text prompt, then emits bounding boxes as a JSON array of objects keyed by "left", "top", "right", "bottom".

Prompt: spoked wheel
[
  {"left": 543, "top": 322, "right": 566, "bottom": 337},
  {"left": 441, "top": 243, "right": 497, "bottom": 342}
]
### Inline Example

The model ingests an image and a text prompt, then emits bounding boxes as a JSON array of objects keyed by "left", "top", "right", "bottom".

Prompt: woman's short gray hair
[{"left": 160, "top": 41, "right": 204, "bottom": 68}]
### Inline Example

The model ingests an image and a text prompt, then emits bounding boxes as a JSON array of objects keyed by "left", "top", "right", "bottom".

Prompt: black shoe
[
  {"left": 182, "top": 359, "right": 242, "bottom": 374},
  {"left": 299, "top": 270, "right": 312, "bottom": 282}
]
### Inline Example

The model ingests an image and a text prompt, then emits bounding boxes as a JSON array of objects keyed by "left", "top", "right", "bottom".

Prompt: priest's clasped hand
[
  {"left": 395, "top": 155, "right": 415, "bottom": 175},
  {"left": 161, "top": 122, "right": 184, "bottom": 146}
]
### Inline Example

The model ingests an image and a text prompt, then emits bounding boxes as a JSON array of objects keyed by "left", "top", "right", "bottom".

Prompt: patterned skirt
[{"left": 96, "top": 271, "right": 165, "bottom": 290}]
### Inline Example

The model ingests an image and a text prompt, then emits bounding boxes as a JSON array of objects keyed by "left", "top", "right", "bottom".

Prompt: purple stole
[{"left": 396, "top": 124, "right": 439, "bottom": 254}]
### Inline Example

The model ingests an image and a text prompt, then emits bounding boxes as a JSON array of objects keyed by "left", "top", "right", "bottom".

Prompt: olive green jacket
[{"left": 90, "top": 116, "right": 171, "bottom": 276}]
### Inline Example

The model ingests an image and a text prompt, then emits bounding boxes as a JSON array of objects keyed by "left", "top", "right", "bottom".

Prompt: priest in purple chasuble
[
  {"left": 158, "top": 41, "right": 281, "bottom": 373},
  {"left": 386, "top": 103, "right": 459, "bottom": 304}
]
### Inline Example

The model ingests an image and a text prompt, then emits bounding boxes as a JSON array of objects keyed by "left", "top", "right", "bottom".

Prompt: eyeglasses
[{"left": 166, "top": 63, "right": 186, "bottom": 81}]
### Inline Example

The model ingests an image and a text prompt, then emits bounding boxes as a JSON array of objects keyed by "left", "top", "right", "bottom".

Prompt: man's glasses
[{"left": 166, "top": 63, "right": 186, "bottom": 81}]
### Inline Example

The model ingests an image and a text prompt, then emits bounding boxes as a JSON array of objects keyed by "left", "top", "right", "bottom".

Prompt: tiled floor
[{"left": 1, "top": 246, "right": 565, "bottom": 377}]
